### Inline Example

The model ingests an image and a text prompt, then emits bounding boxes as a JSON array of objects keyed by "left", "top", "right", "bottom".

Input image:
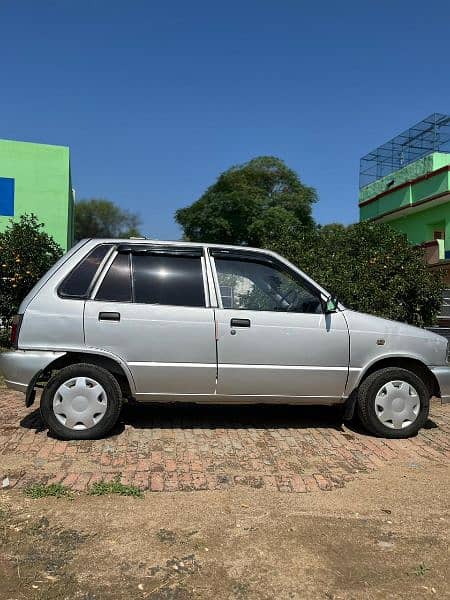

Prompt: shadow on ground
[{"left": 19, "top": 400, "right": 438, "bottom": 439}]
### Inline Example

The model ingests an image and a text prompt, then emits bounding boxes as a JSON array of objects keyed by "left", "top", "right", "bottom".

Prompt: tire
[
  {"left": 357, "top": 367, "right": 430, "bottom": 438},
  {"left": 40, "top": 363, "right": 122, "bottom": 440}
]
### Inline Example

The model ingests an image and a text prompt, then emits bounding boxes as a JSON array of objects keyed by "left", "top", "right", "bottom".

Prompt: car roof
[{"left": 80, "top": 238, "right": 280, "bottom": 257}]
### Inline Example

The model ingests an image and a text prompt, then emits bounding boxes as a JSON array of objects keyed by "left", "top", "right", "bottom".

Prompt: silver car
[{"left": 1, "top": 239, "right": 449, "bottom": 440}]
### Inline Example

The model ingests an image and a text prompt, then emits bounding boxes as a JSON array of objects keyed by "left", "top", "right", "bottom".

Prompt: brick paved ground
[{"left": 1, "top": 389, "right": 449, "bottom": 493}]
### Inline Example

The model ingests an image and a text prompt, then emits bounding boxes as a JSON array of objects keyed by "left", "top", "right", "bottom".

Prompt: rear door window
[{"left": 132, "top": 253, "right": 205, "bottom": 307}]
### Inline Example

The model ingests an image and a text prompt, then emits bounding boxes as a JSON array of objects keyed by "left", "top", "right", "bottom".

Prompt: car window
[
  {"left": 59, "top": 244, "right": 112, "bottom": 298},
  {"left": 95, "top": 253, "right": 132, "bottom": 302},
  {"left": 214, "top": 258, "right": 322, "bottom": 314},
  {"left": 132, "top": 254, "right": 205, "bottom": 307}
]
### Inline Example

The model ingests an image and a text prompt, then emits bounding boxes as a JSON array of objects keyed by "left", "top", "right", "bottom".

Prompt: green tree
[
  {"left": 266, "top": 221, "right": 444, "bottom": 327},
  {"left": 75, "top": 198, "right": 142, "bottom": 241},
  {"left": 0, "top": 215, "right": 63, "bottom": 343},
  {"left": 175, "top": 156, "right": 317, "bottom": 246}
]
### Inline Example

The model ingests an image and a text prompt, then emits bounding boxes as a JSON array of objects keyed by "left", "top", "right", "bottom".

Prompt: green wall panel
[
  {"left": 411, "top": 172, "right": 448, "bottom": 204},
  {"left": 377, "top": 186, "right": 411, "bottom": 215},
  {"left": 0, "top": 139, "right": 74, "bottom": 251},
  {"left": 386, "top": 203, "right": 450, "bottom": 251}
]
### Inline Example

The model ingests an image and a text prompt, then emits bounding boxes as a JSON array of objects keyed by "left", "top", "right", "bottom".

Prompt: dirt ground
[{"left": 1, "top": 462, "right": 449, "bottom": 600}]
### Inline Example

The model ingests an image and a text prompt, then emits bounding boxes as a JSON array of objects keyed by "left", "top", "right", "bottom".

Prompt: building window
[{"left": 0, "top": 177, "right": 14, "bottom": 217}]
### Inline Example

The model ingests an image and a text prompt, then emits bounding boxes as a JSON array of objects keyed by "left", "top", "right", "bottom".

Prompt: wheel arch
[
  {"left": 39, "top": 351, "right": 136, "bottom": 399},
  {"left": 353, "top": 356, "right": 439, "bottom": 398}
]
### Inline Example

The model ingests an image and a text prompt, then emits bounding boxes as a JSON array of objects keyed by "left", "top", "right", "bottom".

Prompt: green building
[
  {"left": 359, "top": 114, "right": 450, "bottom": 261},
  {"left": 0, "top": 139, "right": 74, "bottom": 251}
]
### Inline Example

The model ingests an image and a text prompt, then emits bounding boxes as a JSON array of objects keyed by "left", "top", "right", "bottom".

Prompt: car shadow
[
  {"left": 19, "top": 402, "right": 439, "bottom": 439},
  {"left": 343, "top": 414, "right": 439, "bottom": 437},
  {"left": 20, "top": 409, "right": 47, "bottom": 433},
  {"left": 119, "top": 402, "right": 348, "bottom": 432},
  {"left": 20, "top": 402, "right": 349, "bottom": 438}
]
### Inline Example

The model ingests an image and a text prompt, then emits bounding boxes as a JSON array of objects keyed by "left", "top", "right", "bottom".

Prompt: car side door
[
  {"left": 84, "top": 246, "right": 217, "bottom": 399},
  {"left": 209, "top": 249, "right": 349, "bottom": 401}
]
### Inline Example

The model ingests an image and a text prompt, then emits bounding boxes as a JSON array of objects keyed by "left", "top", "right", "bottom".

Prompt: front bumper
[
  {"left": 0, "top": 350, "right": 65, "bottom": 393},
  {"left": 431, "top": 366, "right": 450, "bottom": 403}
]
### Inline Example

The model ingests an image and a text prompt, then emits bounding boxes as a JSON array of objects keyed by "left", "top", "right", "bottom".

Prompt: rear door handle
[
  {"left": 98, "top": 312, "right": 120, "bottom": 322},
  {"left": 230, "top": 318, "right": 251, "bottom": 328}
]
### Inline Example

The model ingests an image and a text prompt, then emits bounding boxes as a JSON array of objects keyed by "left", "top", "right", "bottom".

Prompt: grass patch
[
  {"left": 412, "top": 562, "right": 431, "bottom": 577},
  {"left": 88, "top": 476, "right": 143, "bottom": 498},
  {"left": 24, "top": 482, "right": 73, "bottom": 499}
]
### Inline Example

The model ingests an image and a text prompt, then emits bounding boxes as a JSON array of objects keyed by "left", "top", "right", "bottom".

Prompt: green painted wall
[
  {"left": 0, "top": 139, "right": 74, "bottom": 250},
  {"left": 385, "top": 203, "right": 450, "bottom": 250}
]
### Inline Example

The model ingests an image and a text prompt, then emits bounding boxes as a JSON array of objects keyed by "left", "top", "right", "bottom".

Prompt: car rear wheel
[
  {"left": 40, "top": 364, "right": 122, "bottom": 440},
  {"left": 357, "top": 367, "right": 430, "bottom": 438}
]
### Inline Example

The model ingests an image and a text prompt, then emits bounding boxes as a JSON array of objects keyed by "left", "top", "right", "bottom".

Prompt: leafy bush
[
  {"left": 0, "top": 214, "right": 62, "bottom": 345},
  {"left": 267, "top": 221, "right": 444, "bottom": 327}
]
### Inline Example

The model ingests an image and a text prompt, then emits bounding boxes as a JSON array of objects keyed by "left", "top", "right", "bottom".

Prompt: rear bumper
[
  {"left": 0, "top": 350, "right": 66, "bottom": 394},
  {"left": 430, "top": 366, "right": 450, "bottom": 404}
]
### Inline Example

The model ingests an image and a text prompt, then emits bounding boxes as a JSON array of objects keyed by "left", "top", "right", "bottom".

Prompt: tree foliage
[
  {"left": 75, "top": 198, "right": 142, "bottom": 241},
  {"left": 0, "top": 215, "right": 63, "bottom": 341},
  {"left": 266, "top": 221, "right": 444, "bottom": 327},
  {"left": 175, "top": 156, "right": 316, "bottom": 246}
]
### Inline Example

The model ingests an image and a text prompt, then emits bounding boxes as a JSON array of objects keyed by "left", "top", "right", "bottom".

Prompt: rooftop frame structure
[{"left": 360, "top": 113, "right": 450, "bottom": 189}]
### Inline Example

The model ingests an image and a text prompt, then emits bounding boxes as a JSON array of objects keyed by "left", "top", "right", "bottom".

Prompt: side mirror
[{"left": 324, "top": 295, "right": 338, "bottom": 313}]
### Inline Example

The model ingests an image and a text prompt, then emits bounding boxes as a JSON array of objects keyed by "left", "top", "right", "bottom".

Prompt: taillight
[{"left": 10, "top": 314, "right": 23, "bottom": 349}]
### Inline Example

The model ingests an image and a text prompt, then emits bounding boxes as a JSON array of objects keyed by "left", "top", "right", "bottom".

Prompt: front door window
[{"left": 214, "top": 257, "right": 322, "bottom": 314}]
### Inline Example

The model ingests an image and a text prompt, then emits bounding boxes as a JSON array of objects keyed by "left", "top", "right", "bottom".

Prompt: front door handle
[
  {"left": 98, "top": 312, "right": 121, "bottom": 322},
  {"left": 230, "top": 318, "right": 251, "bottom": 328}
]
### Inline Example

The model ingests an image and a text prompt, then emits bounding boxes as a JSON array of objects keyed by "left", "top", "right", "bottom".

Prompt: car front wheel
[
  {"left": 40, "top": 363, "right": 122, "bottom": 440},
  {"left": 357, "top": 367, "right": 430, "bottom": 438}
]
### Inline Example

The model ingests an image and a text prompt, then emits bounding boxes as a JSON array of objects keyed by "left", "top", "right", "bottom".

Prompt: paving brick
[
  {"left": 192, "top": 472, "right": 208, "bottom": 490},
  {"left": 72, "top": 472, "right": 92, "bottom": 491},
  {"left": 150, "top": 473, "right": 164, "bottom": 492},
  {"left": 133, "top": 471, "right": 149, "bottom": 490},
  {"left": 61, "top": 473, "right": 79, "bottom": 488},
  {"left": 303, "top": 476, "right": 320, "bottom": 492},
  {"left": 0, "top": 390, "right": 448, "bottom": 494},
  {"left": 290, "top": 474, "right": 307, "bottom": 493},
  {"left": 46, "top": 471, "right": 67, "bottom": 485},
  {"left": 164, "top": 472, "right": 179, "bottom": 491},
  {"left": 313, "top": 473, "right": 333, "bottom": 491}
]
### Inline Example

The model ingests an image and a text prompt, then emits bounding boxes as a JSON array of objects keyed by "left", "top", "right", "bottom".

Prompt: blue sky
[{"left": 1, "top": 0, "right": 449, "bottom": 240}]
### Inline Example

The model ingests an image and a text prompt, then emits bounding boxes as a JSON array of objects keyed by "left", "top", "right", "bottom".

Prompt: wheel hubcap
[
  {"left": 53, "top": 377, "right": 108, "bottom": 430},
  {"left": 374, "top": 380, "right": 420, "bottom": 430}
]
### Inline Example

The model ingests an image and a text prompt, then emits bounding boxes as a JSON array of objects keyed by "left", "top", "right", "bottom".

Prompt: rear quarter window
[
  {"left": 58, "top": 244, "right": 112, "bottom": 299},
  {"left": 95, "top": 253, "right": 133, "bottom": 302}
]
